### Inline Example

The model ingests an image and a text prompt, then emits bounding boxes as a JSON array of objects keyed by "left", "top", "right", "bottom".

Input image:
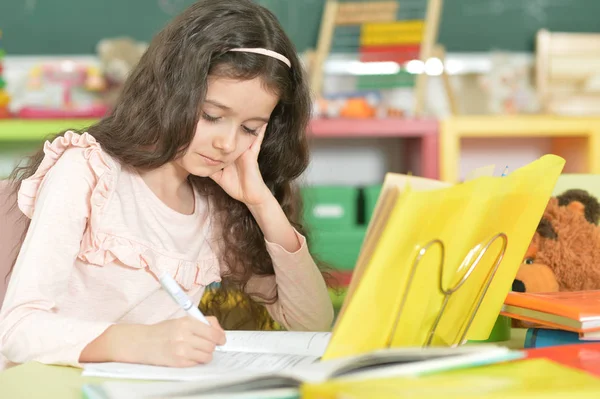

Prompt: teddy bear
[
  {"left": 512, "top": 189, "right": 600, "bottom": 294},
  {"left": 96, "top": 37, "right": 148, "bottom": 109}
]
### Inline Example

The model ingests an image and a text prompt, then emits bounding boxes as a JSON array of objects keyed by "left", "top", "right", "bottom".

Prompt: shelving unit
[
  {"left": 310, "top": 117, "right": 439, "bottom": 179},
  {"left": 440, "top": 115, "right": 600, "bottom": 183},
  {"left": 0, "top": 117, "right": 441, "bottom": 179},
  {"left": 0, "top": 118, "right": 97, "bottom": 142}
]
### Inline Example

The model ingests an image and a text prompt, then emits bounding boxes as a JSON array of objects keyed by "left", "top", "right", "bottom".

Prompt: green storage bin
[
  {"left": 308, "top": 227, "right": 366, "bottom": 271},
  {"left": 363, "top": 184, "right": 383, "bottom": 224},
  {"left": 301, "top": 186, "right": 359, "bottom": 229},
  {"left": 468, "top": 315, "right": 511, "bottom": 343},
  {"left": 329, "top": 286, "right": 348, "bottom": 321}
]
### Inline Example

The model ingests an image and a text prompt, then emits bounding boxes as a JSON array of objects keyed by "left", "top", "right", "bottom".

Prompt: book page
[
  {"left": 219, "top": 331, "right": 331, "bottom": 357},
  {"left": 82, "top": 350, "right": 318, "bottom": 381},
  {"left": 291, "top": 345, "right": 516, "bottom": 383}
]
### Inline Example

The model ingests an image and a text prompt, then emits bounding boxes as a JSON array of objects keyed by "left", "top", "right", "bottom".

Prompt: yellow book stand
[{"left": 323, "top": 155, "right": 565, "bottom": 360}]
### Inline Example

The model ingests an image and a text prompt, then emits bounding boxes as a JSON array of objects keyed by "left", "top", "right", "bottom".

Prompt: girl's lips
[{"left": 199, "top": 154, "right": 223, "bottom": 166}]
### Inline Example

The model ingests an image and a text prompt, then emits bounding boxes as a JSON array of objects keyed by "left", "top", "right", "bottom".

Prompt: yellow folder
[
  {"left": 301, "top": 359, "right": 600, "bottom": 399},
  {"left": 324, "top": 155, "right": 565, "bottom": 360}
]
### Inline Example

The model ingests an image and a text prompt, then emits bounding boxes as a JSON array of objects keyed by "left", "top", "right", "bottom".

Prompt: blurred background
[{"left": 1, "top": 0, "right": 599, "bottom": 293}]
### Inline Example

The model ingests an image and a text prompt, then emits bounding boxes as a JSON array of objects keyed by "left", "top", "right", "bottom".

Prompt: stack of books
[{"left": 502, "top": 291, "right": 600, "bottom": 346}]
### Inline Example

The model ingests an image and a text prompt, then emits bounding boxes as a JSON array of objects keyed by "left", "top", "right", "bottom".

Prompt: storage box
[
  {"left": 308, "top": 226, "right": 366, "bottom": 271},
  {"left": 301, "top": 186, "right": 359, "bottom": 229},
  {"left": 363, "top": 184, "right": 382, "bottom": 224}
]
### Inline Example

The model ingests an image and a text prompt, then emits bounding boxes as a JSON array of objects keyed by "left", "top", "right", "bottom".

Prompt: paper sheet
[
  {"left": 219, "top": 331, "right": 331, "bottom": 356},
  {"left": 83, "top": 350, "right": 318, "bottom": 381}
]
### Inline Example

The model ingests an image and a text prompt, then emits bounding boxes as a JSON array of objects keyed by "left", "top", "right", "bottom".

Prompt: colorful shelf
[
  {"left": 0, "top": 117, "right": 441, "bottom": 179},
  {"left": 309, "top": 117, "right": 437, "bottom": 137},
  {"left": 0, "top": 119, "right": 97, "bottom": 142},
  {"left": 310, "top": 117, "right": 439, "bottom": 179},
  {"left": 0, "top": 117, "right": 438, "bottom": 139},
  {"left": 440, "top": 115, "right": 600, "bottom": 183}
]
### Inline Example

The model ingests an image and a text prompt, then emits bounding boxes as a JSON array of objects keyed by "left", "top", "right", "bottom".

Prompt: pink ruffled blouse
[{"left": 0, "top": 132, "right": 333, "bottom": 369}]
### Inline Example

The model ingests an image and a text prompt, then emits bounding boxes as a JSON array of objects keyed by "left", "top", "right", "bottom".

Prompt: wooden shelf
[
  {"left": 0, "top": 117, "right": 440, "bottom": 142},
  {"left": 443, "top": 115, "right": 600, "bottom": 138},
  {"left": 440, "top": 115, "right": 600, "bottom": 183},
  {"left": 309, "top": 117, "right": 438, "bottom": 137},
  {"left": 0, "top": 117, "right": 441, "bottom": 179}
]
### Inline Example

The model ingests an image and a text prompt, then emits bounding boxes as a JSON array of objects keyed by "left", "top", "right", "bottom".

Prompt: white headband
[{"left": 229, "top": 48, "right": 291, "bottom": 68}]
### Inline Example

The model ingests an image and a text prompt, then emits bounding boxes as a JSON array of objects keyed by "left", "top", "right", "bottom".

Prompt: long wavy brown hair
[{"left": 8, "top": 0, "right": 326, "bottom": 330}]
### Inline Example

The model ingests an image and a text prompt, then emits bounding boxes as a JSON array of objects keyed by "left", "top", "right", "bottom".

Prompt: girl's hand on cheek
[{"left": 209, "top": 125, "right": 272, "bottom": 206}]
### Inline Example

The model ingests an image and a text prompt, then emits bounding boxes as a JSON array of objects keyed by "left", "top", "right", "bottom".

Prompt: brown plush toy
[{"left": 512, "top": 189, "right": 600, "bottom": 294}]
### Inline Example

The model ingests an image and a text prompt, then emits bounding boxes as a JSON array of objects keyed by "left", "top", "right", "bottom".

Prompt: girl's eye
[
  {"left": 524, "top": 258, "right": 534, "bottom": 265},
  {"left": 201, "top": 111, "right": 220, "bottom": 123},
  {"left": 242, "top": 126, "right": 258, "bottom": 136}
]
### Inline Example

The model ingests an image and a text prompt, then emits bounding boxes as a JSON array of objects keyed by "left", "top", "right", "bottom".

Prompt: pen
[
  {"left": 501, "top": 166, "right": 509, "bottom": 177},
  {"left": 159, "top": 272, "right": 209, "bottom": 325}
]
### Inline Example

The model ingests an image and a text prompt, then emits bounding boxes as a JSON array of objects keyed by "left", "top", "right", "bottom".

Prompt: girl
[{"left": 0, "top": 0, "right": 333, "bottom": 369}]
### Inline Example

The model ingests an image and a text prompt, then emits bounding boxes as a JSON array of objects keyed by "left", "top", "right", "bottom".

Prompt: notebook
[
  {"left": 81, "top": 336, "right": 521, "bottom": 398},
  {"left": 501, "top": 291, "right": 600, "bottom": 335},
  {"left": 83, "top": 331, "right": 330, "bottom": 380},
  {"left": 524, "top": 328, "right": 600, "bottom": 349},
  {"left": 525, "top": 341, "right": 600, "bottom": 377}
]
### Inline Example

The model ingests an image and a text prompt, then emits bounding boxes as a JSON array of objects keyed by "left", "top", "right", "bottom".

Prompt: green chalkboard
[
  {"left": 439, "top": 0, "right": 600, "bottom": 52},
  {"left": 0, "top": 0, "right": 324, "bottom": 55},
  {"left": 1, "top": 0, "right": 599, "bottom": 55}
]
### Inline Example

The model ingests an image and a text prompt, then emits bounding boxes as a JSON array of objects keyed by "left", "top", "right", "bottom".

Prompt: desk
[
  {"left": 0, "top": 329, "right": 527, "bottom": 399},
  {"left": 0, "top": 361, "right": 108, "bottom": 398}
]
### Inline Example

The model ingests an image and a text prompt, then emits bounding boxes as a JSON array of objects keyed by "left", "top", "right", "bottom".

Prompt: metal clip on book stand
[{"left": 386, "top": 232, "right": 508, "bottom": 348}]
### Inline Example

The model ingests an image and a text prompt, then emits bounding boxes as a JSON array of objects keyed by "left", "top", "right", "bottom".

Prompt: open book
[
  {"left": 82, "top": 331, "right": 521, "bottom": 398},
  {"left": 83, "top": 331, "right": 331, "bottom": 380}
]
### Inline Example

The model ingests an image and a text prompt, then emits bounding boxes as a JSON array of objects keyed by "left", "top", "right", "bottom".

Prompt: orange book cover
[
  {"left": 525, "top": 342, "right": 600, "bottom": 377},
  {"left": 505, "top": 291, "right": 600, "bottom": 321},
  {"left": 500, "top": 311, "right": 600, "bottom": 334}
]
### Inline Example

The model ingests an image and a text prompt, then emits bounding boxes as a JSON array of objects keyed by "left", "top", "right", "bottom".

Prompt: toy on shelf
[
  {"left": 17, "top": 60, "right": 108, "bottom": 119},
  {"left": 480, "top": 52, "right": 539, "bottom": 115},
  {"left": 309, "top": 0, "right": 446, "bottom": 117},
  {"left": 0, "top": 29, "right": 11, "bottom": 119},
  {"left": 96, "top": 37, "right": 148, "bottom": 110},
  {"left": 313, "top": 91, "right": 405, "bottom": 119}
]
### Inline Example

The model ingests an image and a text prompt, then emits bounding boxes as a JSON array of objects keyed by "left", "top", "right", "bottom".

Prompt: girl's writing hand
[
  {"left": 209, "top": 126, "right": 272, "bottom": 206},
  {"left": 136, "top": 316, "right": 226, "bottom": 367}
]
